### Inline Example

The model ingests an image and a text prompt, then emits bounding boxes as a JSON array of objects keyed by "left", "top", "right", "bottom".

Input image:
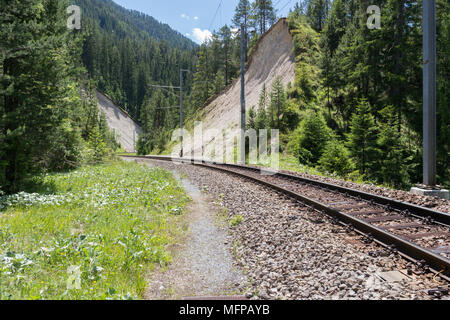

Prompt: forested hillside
[
  {"left": 75, "top": 0, "right": 197, "bottom": 49},
  {"left": 1, "top": 0, "right": 448, "bottom": 193},
  {"left": 1, "top": 0, "right": 119, "bottom": 193},
  {"left": 297, "top": 0, "right": 449, "bottom": 187},
  {"left": 0, "top": 0, "right": 197, "bottom": 193},
  {"left": 245, "top": 0, "right": 449, "bottom": 188},
  {"left": 76, "top": 0, "right": 198, "bottom": 122},
  {"left": 137, "top": 0, "right": 282, "bottom": 154},
  {"left": 162, "top": 0, "right": 449, "bottom": 189}
]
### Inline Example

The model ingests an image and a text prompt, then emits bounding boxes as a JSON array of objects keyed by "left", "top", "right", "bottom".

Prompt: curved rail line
[{"left": 122, "top": 155, "right": 450, "bottom": 282}]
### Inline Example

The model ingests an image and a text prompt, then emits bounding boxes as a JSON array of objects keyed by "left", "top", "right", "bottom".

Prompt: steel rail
[
  {"left": 121, "top": 155, "right": 450, "bottom": 280},
  {"left": 218, "top": 162, "right": 450, "bottom": 225}
]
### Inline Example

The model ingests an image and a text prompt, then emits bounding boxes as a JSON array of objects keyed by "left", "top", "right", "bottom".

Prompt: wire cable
[
  {"left": 208, "top": 0, "right": 224, "bottom": 32},
  {"left": 278, "top": 0, "right": 293, "bottom": 13}
]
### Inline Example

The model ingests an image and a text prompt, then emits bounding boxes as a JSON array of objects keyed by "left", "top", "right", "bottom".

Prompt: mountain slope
[
  {"left": 96, "top": 90, "right": 142, "bottom": 153},
  {"left": 181, "top": 19, "right": 295, "bottom": 157},
  {"left": 75, "top": 0, "right": 196, "bottom": 50},
  {"left": 77, "top": 0, "right": 198, "bottom": 121}
]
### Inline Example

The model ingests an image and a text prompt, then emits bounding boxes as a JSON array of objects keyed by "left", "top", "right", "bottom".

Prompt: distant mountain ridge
[
  {"left": 76, "top": 0, "right": 198, "bottom": 121},
  {"left": 75, "top": 0, "right": 197, "bottom": 50}
]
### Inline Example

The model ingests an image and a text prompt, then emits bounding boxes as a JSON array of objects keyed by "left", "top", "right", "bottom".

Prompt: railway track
[{"left": 122, "top": 155, "right": 450, "bottom": 283}]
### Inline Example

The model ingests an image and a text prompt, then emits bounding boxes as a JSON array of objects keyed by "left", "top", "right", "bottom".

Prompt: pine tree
[
  {"left": 319, "top": 139, "right": 354, "bottom": 177},
  {"left": 319, "top": 0, "right": 348, "bottom": 107},
  {"left": 306, "top": 0, "right": 331, "bottom": 32},
  {"left": 346, "top": 100, "right": 379, "bottom": 178},
  {"left": 212, "top": 70, "right": 225, "bottom": 95},
  {"left": 377, "top": 106, "right": 410, "bottom": 187},
  {"left": 0, "top": 0, "right": 82, "bottom": 192},
  {"left": 247, "top": 106, "right": 257, "bottom": 130},
  {"left": 250, "top": 83, "right": 268, "bottom": 131},
  {"left": 251, "top": 0, "right": 277, "bottom": 35},
  {"left": 218, "top": 25, "right": 233, "bottom": 86},
  {"left": 268, "top": 77, "right": 286, "bottom": 129},
  {"left": 233, "top": 0, "right": 251, "bottom": 60},
  {"left": 255, "top": 106, "right": 268, "bottom": 132},
  {"left": 233, "top": 0, "right": 252, "bottom": 28}
]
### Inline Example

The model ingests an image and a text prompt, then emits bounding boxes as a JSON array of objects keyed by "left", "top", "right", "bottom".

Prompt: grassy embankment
[{"left": 0, "top": 161, "right": 190, "bottom": 300}]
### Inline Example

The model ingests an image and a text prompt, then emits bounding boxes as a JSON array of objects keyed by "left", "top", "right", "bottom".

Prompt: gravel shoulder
[
  {"left": 133, "top": 160, "right": 247, "bottom": 300},
  {"left": 140, "top": 159, "right": 448, "bottom": 300}
]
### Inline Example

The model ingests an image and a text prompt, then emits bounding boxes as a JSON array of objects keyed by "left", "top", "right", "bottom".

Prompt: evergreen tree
[
  {"left": 436, "top": 0, "right": 450, "bottom": 185},
  {"left": 346, "top": 100, "right": 379, "bottom": 177},
  {"left": 218, "top": 25, "right": 233, "bottom": 86},
  {"left": 212, "top": 70, "right": 225, "bottom": 96},
  {"left": 319, "top": 139, "right": 354, "bottom": 177},
  {"left": 247, "top": 106, "right": 257, "bottom": 130},
  {"left": 291, "top": 111, "right": 332, "bottom": 165},
  {"left": 251, "top": 0, "right": 277, "bottom": 35},
  {"left": 233, "top": 0, "right": 251, "bottom": 59},
  {"left": 306, "top": 0, "right": 331, "bottom": 32},
  {"left": 259, "top": 83, "right": 269, "bottom": 110},
  {"left": 191, "top": 45, "right": 213, "bottom": 109},
  {"left": 0, "top": 0, "right": 82, "bottom": 192},
  {"left": 255, "top": 107, "right": 268, "bottom": 132},
  {"left": 377, "top": 106, "right": 410, "bottom": 187},
  {"left": 268, "top": 77, "right": 286, "bottom": 129}
]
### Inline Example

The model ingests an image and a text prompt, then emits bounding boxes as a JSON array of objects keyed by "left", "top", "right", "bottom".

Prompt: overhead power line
[
  {"left": 274, "top": 0, "right": 283, "bottom": 8},
  {"left": 155, "top": 106, "right": 180, "bottom": 110},
  {"left": 208, "top": 0, "right": 224, "bottom": 32},
  {"left": 149, "top": 84, "right": 181, "bottom": 96},
  {"left": 278, "top": 0, "right": 293, "bottom": 13},
  {"left": 148, "top": 69, "right": 189, "bottom": 158}
]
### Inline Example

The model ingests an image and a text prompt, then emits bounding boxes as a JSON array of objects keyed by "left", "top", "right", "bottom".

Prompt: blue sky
[{"left": 112, "top": 0, "right": 295, "bottom": 44}]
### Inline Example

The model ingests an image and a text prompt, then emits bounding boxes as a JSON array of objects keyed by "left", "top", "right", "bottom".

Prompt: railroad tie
[
  {"left": 364, "top": 215, "right": 404, "bottom": 223},
  {"left": 383, "top": 223, "right": 425, "bottom": 230},
  {"left": 402, "top": 232, "right": 450, "bottom": 241}
]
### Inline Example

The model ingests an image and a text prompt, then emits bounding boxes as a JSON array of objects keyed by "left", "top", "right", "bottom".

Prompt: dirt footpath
[{"left": 138, "top": 160, "right": 248, "bottom": 300}]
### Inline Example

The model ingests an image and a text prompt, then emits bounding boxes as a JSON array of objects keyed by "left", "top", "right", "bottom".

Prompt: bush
[
  {"left": 318, "top": 140, "right": 355, "bottom": 177},
  {"left": 44, "top": 120, "right": 84, "bottom": 171}
]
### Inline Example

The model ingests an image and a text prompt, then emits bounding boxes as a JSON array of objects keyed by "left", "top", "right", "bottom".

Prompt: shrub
[{"left": 318, "top": 140, "right": 355, "bottom": 177}]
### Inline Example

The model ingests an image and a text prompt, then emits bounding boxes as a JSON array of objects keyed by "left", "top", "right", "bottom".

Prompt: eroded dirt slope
[
  {"left": 181, "top": 19, "right": 295, "bottom": 157},
  {"left": 97, "top": 90, "right": 142, "bottom": 153}
]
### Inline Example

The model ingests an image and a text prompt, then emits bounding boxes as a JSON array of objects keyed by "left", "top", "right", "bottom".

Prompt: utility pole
[
  {"left": 412, "top": 1, "right": 449, "bottom": 199},
  {"left": 422, "top": 0, "right": 436, "bottom": 187},
  {"left": 240, "top": 24, "right": 246, "bottom": 165}
]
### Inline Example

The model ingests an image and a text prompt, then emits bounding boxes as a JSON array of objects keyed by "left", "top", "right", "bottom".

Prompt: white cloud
[
  {"left": 194, "top": 16, "right": 199, "bottom": 20},
  {"left": 186, "top": 33, "right": 191, "bottom": 36},
  {"left": 180, "top": 13, "right": 190, "bottom": 20},
  {"left": 231, "top": 27, "right": 239, "bottom": 39},
  {"left": 192, "top": 28, "right": 212, "bottom": 44}
]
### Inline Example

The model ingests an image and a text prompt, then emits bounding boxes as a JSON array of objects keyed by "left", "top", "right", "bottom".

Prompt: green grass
[
  {"left": 0, "top": 161, "right": 190, "bottom": 300},
  {"left": 229, "top": 215, "right": 243, "bottom": 227}
]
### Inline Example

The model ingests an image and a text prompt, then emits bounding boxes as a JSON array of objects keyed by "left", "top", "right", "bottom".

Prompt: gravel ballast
[
  {"left": 276, "top": 168, "right": 450, "bottom": 214},
  {"left": 132, "top": 158, "right": 448, "bottom": 300}
]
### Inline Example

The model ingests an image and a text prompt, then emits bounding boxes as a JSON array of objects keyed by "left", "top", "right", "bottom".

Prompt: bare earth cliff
[
  {"left": 181, "top": 18, "right": 295, "bottom": 157},
  {"left": 96, "top": 90, "right": 142, "bottom": 153}
]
